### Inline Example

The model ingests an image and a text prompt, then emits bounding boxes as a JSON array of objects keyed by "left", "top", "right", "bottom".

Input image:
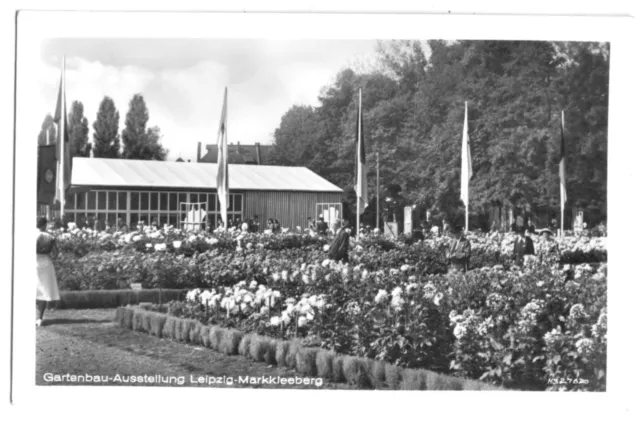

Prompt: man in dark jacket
[
  {"left": 316, "top": 216, "right": 329, "bottom": 236},
  {"left": 513, "top": 228, "right": 535, "bottom": 266}
]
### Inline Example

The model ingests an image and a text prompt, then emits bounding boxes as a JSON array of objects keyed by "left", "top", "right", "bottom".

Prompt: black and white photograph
[{"left": 7, "top": 6, "right": 639, "bottom": 423}]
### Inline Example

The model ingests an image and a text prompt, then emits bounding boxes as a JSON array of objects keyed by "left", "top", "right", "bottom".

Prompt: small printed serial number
[{"left": 548, "top": 378, "right": 589, "bottom": 385}]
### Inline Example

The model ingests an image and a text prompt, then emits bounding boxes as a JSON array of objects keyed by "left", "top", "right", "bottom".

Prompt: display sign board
[
  {"left": 130, "top": 283, "right": 143, "bottom": 291},
  {"left": 404, "top": 206, "right": 413, "bottom": 235},
  {"left": 384, "top": 221, "right": 398, "bottom": 238}
]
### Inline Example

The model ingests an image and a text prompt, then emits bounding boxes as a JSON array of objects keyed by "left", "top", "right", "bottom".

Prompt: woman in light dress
[{"left": 36, "top": 217, "right": 60, "bottom": 327}]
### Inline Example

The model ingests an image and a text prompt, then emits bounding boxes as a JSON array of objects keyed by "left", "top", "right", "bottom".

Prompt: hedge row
[
  {"left": 53, "top": 289, "right": 187, "bottom": 309},
  {"left": 114, "top": 306, "right": 503, "bottom": 391}
]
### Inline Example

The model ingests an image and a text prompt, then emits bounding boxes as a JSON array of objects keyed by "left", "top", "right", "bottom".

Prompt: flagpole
[
  {"left": 45, "top": 126, "right": 51, "bottom": 220},
  {"left": 560, "top": 110, "right": 565, "bottom": 238},
  {"left": 376, "top": 151, "right": 380, "bottom": 232},
  {"left": 356, "top": 89, "right": 361, "bottom": 240},
  {"left": 59, "top": 55, "right": 66, "bottom": 222}
]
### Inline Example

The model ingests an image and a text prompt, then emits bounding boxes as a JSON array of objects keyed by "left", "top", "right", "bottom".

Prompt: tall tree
[
  {"left": 141, "top": 126, "right": 169, "bottom": 160},
  {"left": 68, "top": 101, "right": 91, "bottom": 157},
  {"left": 271, "top": 105, "right": 318, "bottom": 167},
  {"left": 92, "top": 96, "right": 121, "bottom": 158},
  {"left": 121, "top": 94, "right": 168, "bottom": 160},
  {"left": 37, "top": 114, "right": 56, "bottom": 146},
  {"left": 122, "top": 94, "right": 149, "bottom": 159}
]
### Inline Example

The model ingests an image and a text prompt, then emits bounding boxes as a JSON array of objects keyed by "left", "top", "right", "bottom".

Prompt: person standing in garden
[
  {"left": 327, "top": 219, "right": 352, "bottom": 263},
  {"left": 316, "top": 216, "right": 328, "bottom": 235},
  {"left": 447, "top": 225, "right": 471, "bottom": 273},
  {"left": 513, "top": 228, "right": 535, "bottom": 266},
  {"left": 537, "top": 228, "right": 560, "bottom": 264},
  {"left": 36, "top": 217, "right": 60, "bottom": 327}
]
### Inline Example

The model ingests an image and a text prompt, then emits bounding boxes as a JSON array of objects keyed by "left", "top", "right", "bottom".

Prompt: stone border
[
  {"left": 53, "top": 289, "right": 187, "bottom": 309},
  {"left": 114, "top": 305, "right": 504, "bottom": 391}
]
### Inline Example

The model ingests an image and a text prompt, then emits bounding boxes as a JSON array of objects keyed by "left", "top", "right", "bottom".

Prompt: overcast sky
[{"left": 36, "top": 38, "right": 378, "bottom": 161}]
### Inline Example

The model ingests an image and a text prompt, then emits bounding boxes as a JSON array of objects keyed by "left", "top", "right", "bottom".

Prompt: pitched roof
[{"left": 70, "top": 158, "right": 343, "bottom": 193}]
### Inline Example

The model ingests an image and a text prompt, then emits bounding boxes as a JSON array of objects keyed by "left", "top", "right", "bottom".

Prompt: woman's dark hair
[{"left": 37, "top": 216, "right": 47, "bottom": 229}]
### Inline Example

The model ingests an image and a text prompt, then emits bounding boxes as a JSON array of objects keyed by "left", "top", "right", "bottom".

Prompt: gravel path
[{"left": 36, "top": 308, "right": 351, "bottom": 390}]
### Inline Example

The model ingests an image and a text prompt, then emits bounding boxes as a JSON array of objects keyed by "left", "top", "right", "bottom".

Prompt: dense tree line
[
  {"left": 38, "top": 94, "right": 168, "bottom": 161},
  {"left": 269, "top": 40, "right": 609, "bottom": 229}
]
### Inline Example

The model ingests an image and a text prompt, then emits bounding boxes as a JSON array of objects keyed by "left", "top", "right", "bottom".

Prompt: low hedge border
[
  {"left": 114, "top": 305, "right": 504, "bottom": 391},
  {"left": 53, "top": 289, "right": 187, "bottom": 309}
]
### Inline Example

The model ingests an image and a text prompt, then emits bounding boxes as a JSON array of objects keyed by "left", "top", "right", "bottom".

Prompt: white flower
[
  {"left": 272, "top": 290, "right": 281, "bottom": 299},
  {"left": 281, "top": 270, "right": 289, "bottom": 282},
  {"left": 297, "top": 316, "right": 308, "bottom": 327},
  {"left": 391, "top": 287, "right": 403, "bottom": 298},
  {"left": 453, "top": 324, "right": 467, "bottom": 339},
  {"left": 575, "top": 338, "right": 595, "bottom": 356},
  {"left": 302, "top": 274, "right": 310, "bottom": 285},
  {"left": 390, "top": 268, "right": 399, "bottom": 275},
  {"left": 154, "top": 243, "right": 166, "bottom": 252},
  {"left": 536, "top": 280, "right": 546, "bottom": 287},
  {"left": 281, "top": 312, "right": 291, "bottom": 326},
  {"left": 433, "top": 292, "right": 444, "bottom": 306},
  {"left": 235, "top": 246, "right": 243, "bottom": 253},
  {"left": 322, "top": 259, "right": 331, "bottom": 267},
  {"left": 200, "top": 290, "right": 214, "bottom": 306},
  {"left": 172, "top": 241, "right": 182, "bottom": 249},
  {"left": 272, "top": 273, "right": 280, "bottom": 282},
  {"left": 374, "top": 289, "right": 389, "bottom": 304},
  {"left": 390, "top": 296, "right": 405, "bottom": 311},
  {"left": 400, "top": 264, "right": 410, "bottom": 272},
  {"left": 569, "top": 304, "right": 587, "bottom": 319},
  {"left": 249, "top": 280, "right": 258, "bottom": 290},
  {"left": 186, "top": 289, "right": 201, "bottom": 302},
  {"left": 269, "top": 316, "right": 281, "bottom": 326},
  {"left": 323, "top": 244, "right": 330, "bottom": 252},
  {"left": 145, "top": 243, "right": 152, "bottom": 249}
]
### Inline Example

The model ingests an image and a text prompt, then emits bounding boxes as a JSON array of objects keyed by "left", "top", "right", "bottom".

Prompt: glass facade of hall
[{"left": 64, "top": 189, "right": 243, "bottom": 229}]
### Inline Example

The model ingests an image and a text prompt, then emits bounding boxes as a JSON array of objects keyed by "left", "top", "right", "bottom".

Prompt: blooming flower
[
  {"left": 575, "top": 338, "right": 595, "bottom": 356},
  {"left": 433, "top": 292, "right": 444, "bottom": 306},
  {"left": 269, "top": 316, "right": 281, "bottom": 326},
  {"left": 569, "top": 304, "right": 587, "bottom": 319},
  {"left": 186, "top": 289, "right": 201, "bottom": 302},
  {"left": 374, "top": 289, "right": 389, "bottom": 304},
  {"left": 453, "top": 324, "right": 467, "bottom": 339}
]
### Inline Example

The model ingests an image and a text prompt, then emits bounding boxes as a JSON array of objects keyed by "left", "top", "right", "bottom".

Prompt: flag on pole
[
  {"left": 460, "top": 101, "right": 473, "bottom": 207},
  {"left": 354, "top": 88, "right": 368, "bottom": 211},
  {"left": 559, "top": 111, "right": 567, "bottom": 206},
  {"left": 216, "top": 88, "right": 230, "bottom": 229},
  {"left": 52, "top": 59, "right": 71, "bottom": 209}
]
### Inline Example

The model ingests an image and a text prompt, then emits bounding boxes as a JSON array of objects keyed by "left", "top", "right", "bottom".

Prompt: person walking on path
[
  {"left": 36, "top": 217, "right": 60, "bottom": 327},
  {"left": 447, "top": 225, "right": 471, "bottom": 273},
  {"left": 327, "top": 219, "right": 352, "bottom": 263}
]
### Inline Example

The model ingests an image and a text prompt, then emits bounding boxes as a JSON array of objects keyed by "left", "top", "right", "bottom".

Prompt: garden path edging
[{"left": 114, "top": 305, "right": 504, "bottom": 391}]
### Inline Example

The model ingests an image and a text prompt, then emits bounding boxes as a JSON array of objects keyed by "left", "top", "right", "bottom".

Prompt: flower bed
[
  {"left": 115, "top": 305, "right": 501, "bottom": 391},
  {"left": 53, "top": 230, "right": 607, "bottom": 292},
  {"left": 53, "top": 226, "right": 606, "bottom": 266},
  {"left": 136, "top": 259, "right": 606, "bottom": 391}
]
